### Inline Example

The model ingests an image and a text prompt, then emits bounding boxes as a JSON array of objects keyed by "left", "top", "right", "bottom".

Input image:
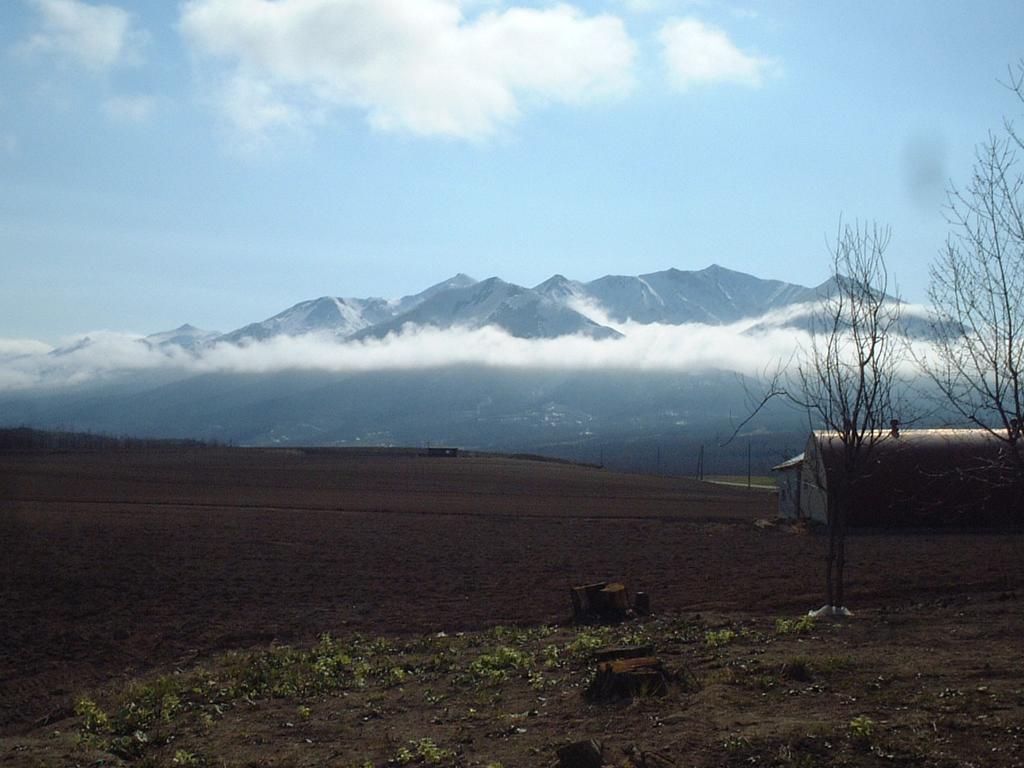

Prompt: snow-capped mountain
[
  {"left": 533, "top": 274, "right": 588, "bottom": 303},
  {"left": 219, "top": 296, "right": 394, "bottom": 343},
  {"left": 40, "top": 267, "right": 848, "bottom": 360},
  {"left": 144, "top": 324, "right": 221, "bottom": 351},
  {"left": 580, "top": 265, "right": 818, "bottom": 325},
  {"left": 354, "top": 277, "right": 621, "bottom": 340},
  {"left": 126, "top": 263, "right": 883, "bottom": 350},
  {"left": 213, "top": 265, "right": 823, "bottom": 346},
  {"left": 391, "top": 273, "right": 479, "bottom": 315},
  {"left": 218, "top": 275, "right": 483, "bottom": 345}
]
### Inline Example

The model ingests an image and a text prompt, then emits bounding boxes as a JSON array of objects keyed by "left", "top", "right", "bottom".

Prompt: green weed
[
  {"left": 705, "top": 629, "right": 736, "bottom": 648},
  {"left": 775, "top": 615, "right": 816, "bottom": 636},
  {"left": 468, "top": 646, "right": 532, "bottom": 684},
  {"left": 849, "top": 714, "right": 877, "bottom": 747},
  {"left": 393, "top": 738, "right": 455, "bottom": 765}
]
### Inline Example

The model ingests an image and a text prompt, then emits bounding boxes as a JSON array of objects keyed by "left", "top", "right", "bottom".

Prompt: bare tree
[
  {"left": 923, "top": 60, "right": 1024, "bottom": 501},
  {"left": 799, "top": 221, "right": 904, "bottom": 611},
  {"left": 734, "top": 219, "right": 905, "bottom": 611}
]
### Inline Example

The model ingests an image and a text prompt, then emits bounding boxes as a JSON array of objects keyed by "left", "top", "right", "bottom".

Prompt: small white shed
[
  {"left": 771, "top": 449, "right": 829, "bottom": 523},
  {"left": 771, "top": 453, "right": 804, "bottom": 519}
]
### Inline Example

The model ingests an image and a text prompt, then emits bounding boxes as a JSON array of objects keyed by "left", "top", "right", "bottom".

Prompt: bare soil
[{"left": 1, "top": 447, "right": 1021, "bottom": 766}]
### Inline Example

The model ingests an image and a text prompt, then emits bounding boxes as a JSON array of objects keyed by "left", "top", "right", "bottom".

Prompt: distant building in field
[
  {"left": 771, "top": 428, "right": 1022, "bottom": 526},
  {"left": 426, "top": 446, "right": 459, "bottom": 457}
]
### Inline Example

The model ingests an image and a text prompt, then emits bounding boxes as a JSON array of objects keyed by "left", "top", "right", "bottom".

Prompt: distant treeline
[{"left": 0, "top": 427, "right": 215, "bottom": 452}]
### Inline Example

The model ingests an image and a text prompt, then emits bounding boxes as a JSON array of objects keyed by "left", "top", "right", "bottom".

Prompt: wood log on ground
[
  {"left": 557, "top": 739, "right": 604, "bottom": 768},
  {"left": 587, "top": 657, "right": 670, "bottom": 700}
]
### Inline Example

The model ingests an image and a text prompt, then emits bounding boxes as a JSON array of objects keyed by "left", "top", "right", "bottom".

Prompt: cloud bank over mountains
[
  {"left": 0, "top": 265, "right": 926, "bottom": 392},
  {"left": 0, "top": 317, "right": 814, "bottom": 391}
]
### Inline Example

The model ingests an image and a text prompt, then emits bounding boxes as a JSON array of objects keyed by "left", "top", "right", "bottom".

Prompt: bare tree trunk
[
  {"left": 835, "top": 506, "right": 847, "bottom": 607},
  {"left": 825, "top": 492, "right": 837, "bottom": 606}
]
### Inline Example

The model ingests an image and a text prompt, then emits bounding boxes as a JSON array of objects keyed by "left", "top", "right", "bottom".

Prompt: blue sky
[{"left": 1, "top": 0, "right": 1022, "bottom": 342}]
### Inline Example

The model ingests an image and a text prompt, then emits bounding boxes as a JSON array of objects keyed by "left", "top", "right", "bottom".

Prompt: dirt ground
[{"left": 1, "top": 447, "right": 1022, "bottom": 766}]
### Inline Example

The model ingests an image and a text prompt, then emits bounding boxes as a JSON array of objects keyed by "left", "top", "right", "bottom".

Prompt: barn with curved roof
[{"left": 772, "top": 428, "right": 1022, "bottom": 527}]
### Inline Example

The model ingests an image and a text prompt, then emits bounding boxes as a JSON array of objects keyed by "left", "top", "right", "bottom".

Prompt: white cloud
[
  {"left": 0, "top": 317, "right": 804, "bottom": 391},
  {"left": 218, "top": 73, "right": 306, "bottom": 146},
  {"left": 0, "top": 338, "right": 53, "bottom": 357},
  {"left": 0, "top": 306, "right": 937, "bottom": 392},
  {"left": 179, "top": 0, "right": 637, "bottom": 141},
  {"left": 20, "top": 0, "right": 146, "bottom": 72},
  {"left": 614, "top": 0, "right": 693, "bottom": 13},
  {"left": 658, "top": 16, "right": 777, "bottom": 91},
  {"left": 102, "top": 93, "right": 156, "bottom": 122}
]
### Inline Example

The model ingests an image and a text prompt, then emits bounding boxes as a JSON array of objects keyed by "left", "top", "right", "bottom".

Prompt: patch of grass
[
  {"left": 775, "top": 615, "right": 816, "bottom": 636},
  {"left": 849, "top": 714, "right": 877, "bottom": 748},
  {"left": 723, "top": 659, "right": 778, "bottom": 691},
  {"left": 467, "top": 646, "right": 533, "bottom": 685},
  {"left": 74, "top": 697, "right": 109, "bottom": 735},
  {"left": 171, "top": 749, "right": 205, "bottom": 767},
  {"left": 722, "top": 733, "right": 752, "bottom": 752},
  {"left": 392, "top": 738, "right": 456, "bottom": 765},
  {"left": 704, "top": 474, "right": 775, "bottom": 488},
  {"left": 562, "top": 628, "right": 611, "bottom": 660},
  {"left": 705, "top": 628, "right": 737, "bottom": 648}
]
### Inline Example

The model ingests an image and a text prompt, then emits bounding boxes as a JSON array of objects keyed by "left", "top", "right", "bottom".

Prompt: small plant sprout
[
  {"left": 393, "top": 738, "right": 455, "bottom": 765},
  {"left": 705, "top": 629, "right": 737, "bottom": 648},
  {"left": 849, "top": 714, "right": 876, "bottom": 747},
  {"left": 775, "top": 615, "right": 816, "bottom": 635},
  {"left": 74, "top": 698, "right": 109, "bottom": 734},
  {"left": 172, "top": 749, "right": 203, "bottom": 767}
]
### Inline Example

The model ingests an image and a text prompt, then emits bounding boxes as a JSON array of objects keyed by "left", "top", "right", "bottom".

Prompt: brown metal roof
[{"left": 809, "top": 429, "right": 1021, "bottom": 526}]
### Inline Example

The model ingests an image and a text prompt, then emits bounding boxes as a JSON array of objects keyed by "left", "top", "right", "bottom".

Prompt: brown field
[{"left": 1, "top": 447, "right": 1022, "bottom": 766}]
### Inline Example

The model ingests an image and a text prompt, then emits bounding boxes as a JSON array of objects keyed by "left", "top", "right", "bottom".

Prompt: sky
[{"left": 1, "top": 0, "right": 1022, "bottom": 343}]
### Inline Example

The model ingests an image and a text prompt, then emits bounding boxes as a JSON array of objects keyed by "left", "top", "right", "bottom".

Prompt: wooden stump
[
  {"left": 598, "top": 583, "right": 628, "bottom": 617},
  {"left": 570, "top": 581, "right": 637, "bottom": 623},
  {"left": 587, "top": 657, "right": 669, "bottom": 700},
  {"left": 570, "top": 581, "right": 608, "bottom": 622}
]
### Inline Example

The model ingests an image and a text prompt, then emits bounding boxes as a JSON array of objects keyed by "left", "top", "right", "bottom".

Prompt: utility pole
[{"left": 747, "top": 442, "right": 752, "bottom": 489}]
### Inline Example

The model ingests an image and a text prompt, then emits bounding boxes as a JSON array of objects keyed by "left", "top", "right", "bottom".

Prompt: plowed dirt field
[{"left": 1, "top": 447, "right": 1021, "bottom": 738}]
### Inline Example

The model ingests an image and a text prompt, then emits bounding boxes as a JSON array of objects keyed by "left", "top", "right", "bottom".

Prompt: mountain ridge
[{"left": 198, "top": 264, "right": 824, "bottom": 347}]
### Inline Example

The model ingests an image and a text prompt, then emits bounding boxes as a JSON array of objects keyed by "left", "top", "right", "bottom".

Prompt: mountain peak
[{"left": 215, "top": 264, "right": 820, "bottom": 345}]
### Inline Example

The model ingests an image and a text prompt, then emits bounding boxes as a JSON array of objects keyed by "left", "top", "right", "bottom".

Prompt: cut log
[
  {"left": 587, "top": 657, "right": 669, "bottom": 700},
  {"left": 583, "top": 582, "right": 609, "bottom": 611},
  {"left": 570, "top": 582, "right": 608, "bottom": 622},
  {"left": 557, "top": 739, "right": 603, "bottom": 768},
  {"left": 598, "top": 583, "right": 628, "bottom": 616}
]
